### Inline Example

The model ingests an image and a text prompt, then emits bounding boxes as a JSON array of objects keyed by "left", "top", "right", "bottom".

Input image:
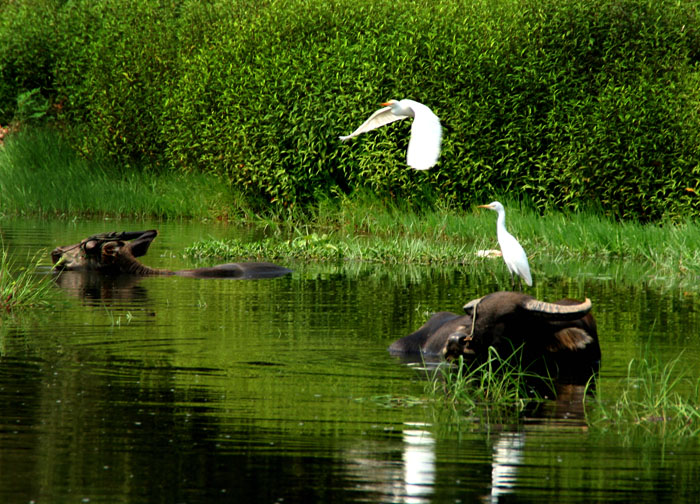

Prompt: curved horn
[{"left": 523, "top": 298, "right": 592, "bottom": 320}]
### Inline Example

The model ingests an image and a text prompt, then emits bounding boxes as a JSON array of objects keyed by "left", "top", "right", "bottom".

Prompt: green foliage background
[{"left": 1, "top": 0, "right": 699, "bottom": 220}]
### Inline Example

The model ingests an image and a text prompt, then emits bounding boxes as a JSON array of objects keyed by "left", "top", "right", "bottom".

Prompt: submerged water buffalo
[
  {"left": 51, "top": 230, "right": 292, "bottom": 279},
  {"left": 389, "top": 291, "right": 600, "bottom": 385}
]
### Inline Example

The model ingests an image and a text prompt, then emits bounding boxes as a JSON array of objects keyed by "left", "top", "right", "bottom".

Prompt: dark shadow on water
[{"left": 52, "top": 270, "right": 151, "bottom": 306}]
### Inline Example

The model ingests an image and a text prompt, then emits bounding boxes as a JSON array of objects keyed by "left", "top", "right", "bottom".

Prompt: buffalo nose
[
  {"left": 50, "top": 248, "right": 63, "bottom": 265},
  {"left": 443, "top": 330, "right": 474, "bottom": 359}
]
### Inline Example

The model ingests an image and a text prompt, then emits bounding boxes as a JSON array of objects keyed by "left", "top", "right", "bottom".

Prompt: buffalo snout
[
  {"left": 50, "top": 247, "right": 63, "bottom": 265},
  {"left": 51, "top": 245, "right": 79, "bottom": 269},
  {"left": 442, "top": 327, "right": 475, "bottom": 360}
]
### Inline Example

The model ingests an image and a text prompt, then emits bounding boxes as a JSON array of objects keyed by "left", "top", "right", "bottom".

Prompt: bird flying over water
[
  {"left": 478, "top": 201, "right": 532, "bottom": 289},
  {"left": 339, "top": 99, "right": 442, "bottom": 171}
]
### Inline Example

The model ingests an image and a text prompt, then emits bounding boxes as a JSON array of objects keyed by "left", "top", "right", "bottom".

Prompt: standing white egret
[
  {"left": 339, "top": 99, "right": 442, "bottom": 171},
  {"left": 478, "top": 201, "right": 532, "bottom": 289}
]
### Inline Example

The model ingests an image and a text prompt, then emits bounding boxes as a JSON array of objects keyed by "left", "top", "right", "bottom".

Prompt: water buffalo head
[
  {"left": 443, "top": 291, "right": 600, "bottom": 384},
  {"left": 389, "top": 291, "right": 600, "bottom": 385},
  {"left": 444, "top": 292, "right": 594, "bottom": 357},
  {"left": 51, "top": 230, "right": 292, "bottom": 279},
  {"left": 51, "top": 230, "right": 159, "bottom": 274}
]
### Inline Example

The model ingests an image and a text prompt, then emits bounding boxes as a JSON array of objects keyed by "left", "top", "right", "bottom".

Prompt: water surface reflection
[{"left": 1, "top": 218, "right": 700, "bottom": 503}]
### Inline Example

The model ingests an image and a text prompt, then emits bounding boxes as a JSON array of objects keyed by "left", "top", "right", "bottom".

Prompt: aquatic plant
[
  {"left": 588, "top": 355, "right": 700, "bottom": 440},
  {"left": 184, "top": 201, "right": 700, "bottom": 292},
  {"left": 0, "top": 247, "right": 55, "bottom": 313},
  {"left": 427, "top": 347, "right": 554, "bottom": 419},
  {"left": 185, "top": 231, "right": 473, "bottom": 265}
]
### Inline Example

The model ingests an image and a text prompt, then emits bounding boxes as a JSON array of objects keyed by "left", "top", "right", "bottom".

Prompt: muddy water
[{"left": 1, "top": 218, "right": 700, "bottom": 503}]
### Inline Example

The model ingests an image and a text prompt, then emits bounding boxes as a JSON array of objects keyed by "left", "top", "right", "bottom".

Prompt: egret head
[{"left": 477, "top": 201, "right": 504, "bottom": 213}]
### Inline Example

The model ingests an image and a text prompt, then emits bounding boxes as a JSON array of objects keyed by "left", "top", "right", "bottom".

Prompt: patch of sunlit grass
[
  {"left": 0, "top": 128, "right": 233, "bottom": 219},
  {"left": 587, "top": 355, "right": 700, "bottom": 441},
  {"left": 185, "top": 230, "right": 475, "bottom": 265}
]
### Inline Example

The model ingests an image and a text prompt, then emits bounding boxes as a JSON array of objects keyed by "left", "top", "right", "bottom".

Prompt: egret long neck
[{"left": 496, "top": 210, "right": 508, "bottom": 238}]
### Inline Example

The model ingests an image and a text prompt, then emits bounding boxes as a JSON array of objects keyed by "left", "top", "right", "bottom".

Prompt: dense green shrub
[
  {"left": 51, "top": 0, "right": 181, "bottom": 167},
  {"left": 1, "top": 0, "right": 699, "bottom": 220},
  {"left": 0, "top": 1, "right": 57, "bottom": 122}
]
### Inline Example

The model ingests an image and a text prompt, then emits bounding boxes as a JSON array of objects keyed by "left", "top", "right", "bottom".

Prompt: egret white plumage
[
  {"left": 339, "top": 99, "right": 442, "bottom": 171},
  {"left": 478, "top": 201, "right": 532, "bottom": 289}
]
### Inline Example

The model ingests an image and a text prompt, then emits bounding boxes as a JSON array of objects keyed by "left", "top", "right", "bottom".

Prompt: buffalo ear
[
  {"left": 547, "top": 327, "right": 593, "bottom": 352},
  {"left": 101, "top": 241, "right": 121, "bottom": 264}
]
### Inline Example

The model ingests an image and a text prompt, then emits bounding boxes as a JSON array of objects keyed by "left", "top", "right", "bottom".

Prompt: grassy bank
[
  {"left": 1, "top": 129, "right": 698, "bottom": 291},
  {"left": 183, "top": 192, "right": 700, "bottom": 291},
  {"left": 0, "top": 128, "right": 234, "bottom": 219}
]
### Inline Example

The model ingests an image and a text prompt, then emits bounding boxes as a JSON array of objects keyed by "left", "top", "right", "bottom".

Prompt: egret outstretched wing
[
  {"left": 339, "top": 99, "right": 442, "bottom": 170},
  {"left": 339, "top": 106, "right": 409, "bottom": 141}
]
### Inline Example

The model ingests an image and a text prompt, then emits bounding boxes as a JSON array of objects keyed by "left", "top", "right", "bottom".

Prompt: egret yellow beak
[{"left": 477, "top": 204, "right": 492, "bottom": 209}]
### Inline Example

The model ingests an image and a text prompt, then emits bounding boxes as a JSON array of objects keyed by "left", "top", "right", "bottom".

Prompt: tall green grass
[
  {"left": 428, "top": 348, "right": 553, "bottom": 415},
  {"left": 588, "top": 355, "right": 700, "bottom": 441},
  {"left": 0, "top": 128, "right": 233, "bottom": 218},
  {"left": 185, "top": 194, "right": 700, "bottom": 290},
  {"left": 0, "top": 247, "right": 55, "bottom": 313},
  {"left": 426, "top": 349, "right": 700, "bottom": 443},
  {"left": 427, "top": 349, "right": 700, "bottom": 441}
]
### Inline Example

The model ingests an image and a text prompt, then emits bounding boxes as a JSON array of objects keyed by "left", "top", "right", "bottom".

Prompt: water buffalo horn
[{"left": 522, "top": 298, "right": 592, "bottom": 319}]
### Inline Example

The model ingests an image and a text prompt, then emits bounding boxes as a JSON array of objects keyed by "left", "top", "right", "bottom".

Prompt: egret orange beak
[
  {"left": 477, "top": 204, "right": 492, "bottom": 209},
  {"left": 380, "top": 101, "right": 391, "bottom": 107},
  {"left": 686, "top": 187, "right": 697, "bottom": 194}
]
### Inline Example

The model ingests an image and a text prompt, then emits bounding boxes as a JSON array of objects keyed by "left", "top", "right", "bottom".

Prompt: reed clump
[
  {"left": 588, "top": 355, "right": 700, "bottom": 440},
  {"left": 0, "top": 248, "right": 55, "bottom": 313},
  {"left": 428, "top": 348, "right": 554, "bottom": 418},
  {"left": 428, "top": 349, "right": 700, "bottom": 441}
]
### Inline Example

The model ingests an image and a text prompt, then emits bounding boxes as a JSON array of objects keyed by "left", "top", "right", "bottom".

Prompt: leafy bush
[
  {"left": 51, "top": 0, "right": 181, "bottom": 167},
  {"left": 0, "top": 1, "right": 57, "bottom": 122},
  {"left": 1, "top": 0, "right": 699, "bottom": 220}
]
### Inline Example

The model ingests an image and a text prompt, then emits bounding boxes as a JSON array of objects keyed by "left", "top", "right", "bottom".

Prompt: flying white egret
[
  {"left": 478, "top": 201, "right": 532, "bottom": 289},
  {"left": 339, "top": 99, "right": 442, "bottom": 171}
]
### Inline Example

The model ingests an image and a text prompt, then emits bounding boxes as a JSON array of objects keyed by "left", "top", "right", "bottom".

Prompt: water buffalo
[
  {"left": 389, "top": 291, "right": 600, "bottom": 385},
  {"left": 51, "top": 230, "right": 292, "bottom": 279}
]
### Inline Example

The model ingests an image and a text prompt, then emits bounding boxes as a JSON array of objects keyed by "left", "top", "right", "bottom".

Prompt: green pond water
[{"left": 1, "top": 217, "right": 700, "bottom": 503}]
